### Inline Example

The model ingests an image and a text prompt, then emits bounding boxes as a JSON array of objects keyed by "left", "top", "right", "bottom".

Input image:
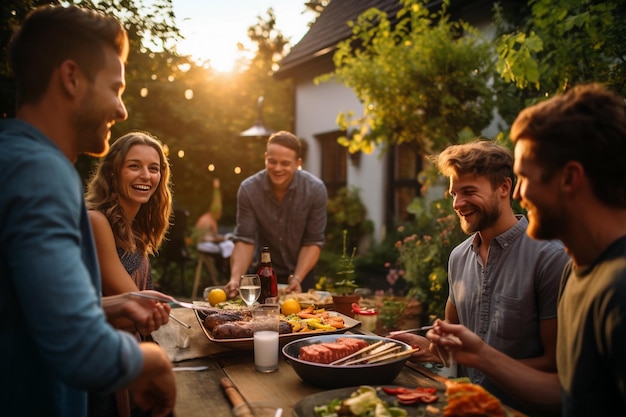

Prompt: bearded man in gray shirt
[
  {"left": 224, "top": 131, "right": 327, "bottom": 297},
  {"left": 393, "top": 140, "right": 570, "bottom": 416}
]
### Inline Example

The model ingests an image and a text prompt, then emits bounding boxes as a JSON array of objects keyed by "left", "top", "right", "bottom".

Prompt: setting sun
[{"left": 169, "top": 0, "right": 313, "bottom": 72}]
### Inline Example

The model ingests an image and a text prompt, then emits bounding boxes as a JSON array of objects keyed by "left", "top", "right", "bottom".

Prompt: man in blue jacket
[{"left": 0, "top": 5, "right": 175, "bottom": 417}]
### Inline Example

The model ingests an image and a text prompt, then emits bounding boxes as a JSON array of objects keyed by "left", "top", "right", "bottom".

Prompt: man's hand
[
  {"left": 426, "top": 319, "right": 484, "bottom": 368},
  {"left": 103, "top": 290, "right": 172, "bottom": 336},
  {"left": 224, "top": 279, "right": 240, "bottom": 299},
  {"left": 285, "top": 275, "right": 302, "bottom": 293},
  {"left": 390, "top": 333, "right": 443, "bottom": 363},
  {"left": 129, "top": 342, "right": 176, "bottom": 417}
]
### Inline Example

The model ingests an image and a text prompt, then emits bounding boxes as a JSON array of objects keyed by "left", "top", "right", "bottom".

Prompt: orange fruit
[
  {"left": 281, "top": 298, "right": 301, "bottom": 315},
  {"left": 208, "top": 288, "right": 227, "bottom": 306}
]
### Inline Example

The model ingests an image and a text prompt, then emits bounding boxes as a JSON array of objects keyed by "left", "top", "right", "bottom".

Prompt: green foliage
[
  {"left": 318, "top": 186, "right": 372, "bottom": 291},
  {"left": 1, "top": 1, "right": 296, "bottom": 230},
  {"left": 496, "top": 31, "right": 543, "bottom": 90},
  {"left": 246, "top": 8, "right": 290, "bottom": 74},
  {"left": 494, "top": 0, "right": 626, "bottom": 122},
  {"left": 391, "top": 195, "right": 465, "bottom": 319},
  {"left": 316, "top": 230, "right": 359, "bottom": 295},
  {"left": 317, "top": 0, "right": 496, "bottom": 156},
  {"left": 333, "top": 230, "right": 358, "bottom": 294},
  {"left": 325, "top": 186, "right": 373, "bottom": 254},
  {"left": 378, "top": 299, "right": 408, "bottom": 330}
]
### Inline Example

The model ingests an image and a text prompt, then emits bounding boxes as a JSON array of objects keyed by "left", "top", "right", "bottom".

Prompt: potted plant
[
  {"left": 377, "top": 299, "right": 408, "bottom": 331},
  {"left": 316, "top": 230, "right": 361, "bottom": 318}
]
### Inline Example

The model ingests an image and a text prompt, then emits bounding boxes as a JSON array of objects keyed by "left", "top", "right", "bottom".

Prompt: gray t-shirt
[{"left": 233, "top": 169, "right": 327, "bottom": 279}]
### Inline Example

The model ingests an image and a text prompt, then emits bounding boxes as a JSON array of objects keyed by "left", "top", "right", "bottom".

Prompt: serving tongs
[{"left": 128, "top": 291, "right": 216, "bottom": 312}]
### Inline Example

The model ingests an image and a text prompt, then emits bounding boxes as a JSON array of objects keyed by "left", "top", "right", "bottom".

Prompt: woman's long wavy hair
[{"left": 85, "top": 131, "right": 172, "bottom": 257}]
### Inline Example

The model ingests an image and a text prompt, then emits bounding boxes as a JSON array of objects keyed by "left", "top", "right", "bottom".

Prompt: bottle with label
[{"left": 257, "top": 246, "right": 278, "bottom": 303}]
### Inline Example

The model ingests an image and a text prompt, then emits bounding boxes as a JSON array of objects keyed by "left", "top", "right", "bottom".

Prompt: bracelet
[{"left": 288, "top": 274, "right": 301, "bottom": 284}]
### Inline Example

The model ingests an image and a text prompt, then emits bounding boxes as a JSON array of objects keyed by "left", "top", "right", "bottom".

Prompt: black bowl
[{"left": 282, "top": 334, "right": 411, "bottom": 388}]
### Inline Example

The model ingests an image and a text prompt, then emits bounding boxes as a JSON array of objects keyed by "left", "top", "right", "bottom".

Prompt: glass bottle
[{"left": 257, "top": 246, "right": 277, "bottom": 303}]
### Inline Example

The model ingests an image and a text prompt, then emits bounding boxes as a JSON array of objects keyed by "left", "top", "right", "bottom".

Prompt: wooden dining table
[{"left": 154, "top": 307, "right": 528, "bottom": 417}]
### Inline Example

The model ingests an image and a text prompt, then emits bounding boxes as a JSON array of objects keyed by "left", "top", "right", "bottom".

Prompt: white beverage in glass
[
  {"left": 254, "top": 330, "right": 279, "bottom": 373},
  {"left": 239, "top": 285, "right": 261, "bottom": 306}
]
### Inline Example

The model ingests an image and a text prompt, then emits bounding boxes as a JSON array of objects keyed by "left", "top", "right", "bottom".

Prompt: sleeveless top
[{"left": 117, "top": 248, "right": 152, "bottom": 290}]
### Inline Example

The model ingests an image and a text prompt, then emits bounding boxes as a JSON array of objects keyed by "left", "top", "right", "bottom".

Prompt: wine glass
[{"left": 239, "top": 274, "right": 261, "bottom": 309}]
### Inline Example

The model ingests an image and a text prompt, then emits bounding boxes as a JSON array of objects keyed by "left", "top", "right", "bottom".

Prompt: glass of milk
[{"left": 252, "top": 304, "right": 280, "bottom": 373}]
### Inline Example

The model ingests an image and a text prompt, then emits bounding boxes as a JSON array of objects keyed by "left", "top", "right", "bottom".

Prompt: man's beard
[
  {"left": 526, "top": 205, "right": 561, "bottom": 241},
  {"left": 73, "top": 92, "right": 110, "bottom": 157},
  {"left": 459, "top": 199, "right": 501, "bottom": 235}
]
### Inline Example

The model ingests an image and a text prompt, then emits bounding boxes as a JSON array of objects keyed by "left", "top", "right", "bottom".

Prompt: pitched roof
[{"left": 275, "top": 0, "right": 404, "bottom": 78}]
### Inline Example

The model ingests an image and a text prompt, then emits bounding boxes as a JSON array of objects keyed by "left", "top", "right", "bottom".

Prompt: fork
[{"left": 129, "top": 291, "right": 215, "bottom": 312}]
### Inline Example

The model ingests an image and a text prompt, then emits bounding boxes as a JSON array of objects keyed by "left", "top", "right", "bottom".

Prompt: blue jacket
[{"left": 0, "top": 120, "right": 143, "bottom": 417}]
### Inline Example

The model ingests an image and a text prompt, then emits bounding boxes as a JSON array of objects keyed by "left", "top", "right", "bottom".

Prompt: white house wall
[{"left": 295, "top": 79, "right": 388, "bottom": 243}]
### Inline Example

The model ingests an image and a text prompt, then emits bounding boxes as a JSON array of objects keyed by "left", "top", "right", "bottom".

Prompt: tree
[
  {"left": 304, "top": 1, "right": 330, "bottom": 15},
  {"left": 317, "top": 0, "right": 495, "bottom": 157},
  {"left": 494, "top": 0, "right": 626, "bottom": 123},
  {"left": 246, "top": 8, "right": 290, "bottom": 74},
  {"left": 0, "top": 1, "right": 303, "bottom": 228}
]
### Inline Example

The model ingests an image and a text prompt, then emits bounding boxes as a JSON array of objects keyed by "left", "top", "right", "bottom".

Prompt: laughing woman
[
  {"left": 86, "top": 131, "right": 172, "bottom": 296},
  {"left": 85, "top": 131, "right": 173, "bottom": 417}
]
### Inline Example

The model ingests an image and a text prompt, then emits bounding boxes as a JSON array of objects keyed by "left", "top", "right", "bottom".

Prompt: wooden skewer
[
  {"left": 369, "top": 342, "right": 398, "bottom": 355},
  {"left": 341, "top": 345, "right": 402, "bottom": 366},
  {"left": 366, "top": 347, "right": 420, "bottom": 364},
  {"left": 329, "top": 340, "right": 384, "bottom": 365}
]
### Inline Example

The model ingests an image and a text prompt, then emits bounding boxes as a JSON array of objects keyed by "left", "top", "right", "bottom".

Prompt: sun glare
[
  {"left": 169, "top": 1, "right": 314, "bottom": 73},
  {"left": 182, "top": 39, "right": 252, "bottom": 73}
]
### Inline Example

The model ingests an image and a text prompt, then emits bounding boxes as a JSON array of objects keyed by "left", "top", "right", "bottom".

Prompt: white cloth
[{"left": 197, "top": 239, "right": 234, "bottom": 258}]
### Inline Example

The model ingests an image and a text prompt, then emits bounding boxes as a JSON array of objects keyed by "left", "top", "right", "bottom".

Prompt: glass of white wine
[{"left": 239, "top": 274, "right": 261, "bottom": 309}]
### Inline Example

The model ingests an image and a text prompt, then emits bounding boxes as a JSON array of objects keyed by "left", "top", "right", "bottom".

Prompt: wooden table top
[{"left": 154, "top": 308, "right": 527, "bottom": 417}]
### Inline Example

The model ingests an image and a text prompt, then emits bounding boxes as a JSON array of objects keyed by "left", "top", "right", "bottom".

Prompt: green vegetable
[
  {"left": 314, "top": 386, "right": 408, "bottom": 417},
  {"left": 374, "top": 403, "right": 392, "bottom": 417},
  {"left": 344, "top": 387, "right": 381, "bottom": 415}
]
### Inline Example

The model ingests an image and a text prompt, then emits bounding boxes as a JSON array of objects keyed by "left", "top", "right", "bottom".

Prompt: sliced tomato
[
  {"left": 415, "top": 387, "right": 437, "bottom": 395},
  {"left": 396, "top": 392, "right": 439, "bottom": 404},
  {"left": 383, "top": 386, "right": 437, "bottom": 396},
  {"left": 381, "top": 387, "right": 412, "bottom": 395},
  {"left": 418, "top": 394, "right": 438, "bottom": 404}
]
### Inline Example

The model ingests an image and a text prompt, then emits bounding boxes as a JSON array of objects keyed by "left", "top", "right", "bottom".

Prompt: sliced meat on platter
[
  {"left": 212, "top": 321, "right": 253, "bottom": 339},
  {"left": 204, "top": 310, "right": 252, "bottom": 331},
  {"left": 299, "top": 337, "right": 369, "bottom": 364},
  {"left": 210, "top": 316, "right": 294, "bottom": 339}
]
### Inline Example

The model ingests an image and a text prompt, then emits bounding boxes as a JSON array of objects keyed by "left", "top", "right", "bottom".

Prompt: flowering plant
[{"left": 392, "top": 197, "right": 465, "bottom": 320}]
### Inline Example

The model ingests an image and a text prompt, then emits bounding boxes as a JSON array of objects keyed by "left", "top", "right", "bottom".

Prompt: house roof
[{"left": 275, "top": 0, "right": 404, "bottom": 78}]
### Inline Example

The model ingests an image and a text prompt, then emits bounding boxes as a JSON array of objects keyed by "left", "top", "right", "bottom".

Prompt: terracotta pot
[{"left": 331, "top": 294, "right": 361, "bottom": 318}]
